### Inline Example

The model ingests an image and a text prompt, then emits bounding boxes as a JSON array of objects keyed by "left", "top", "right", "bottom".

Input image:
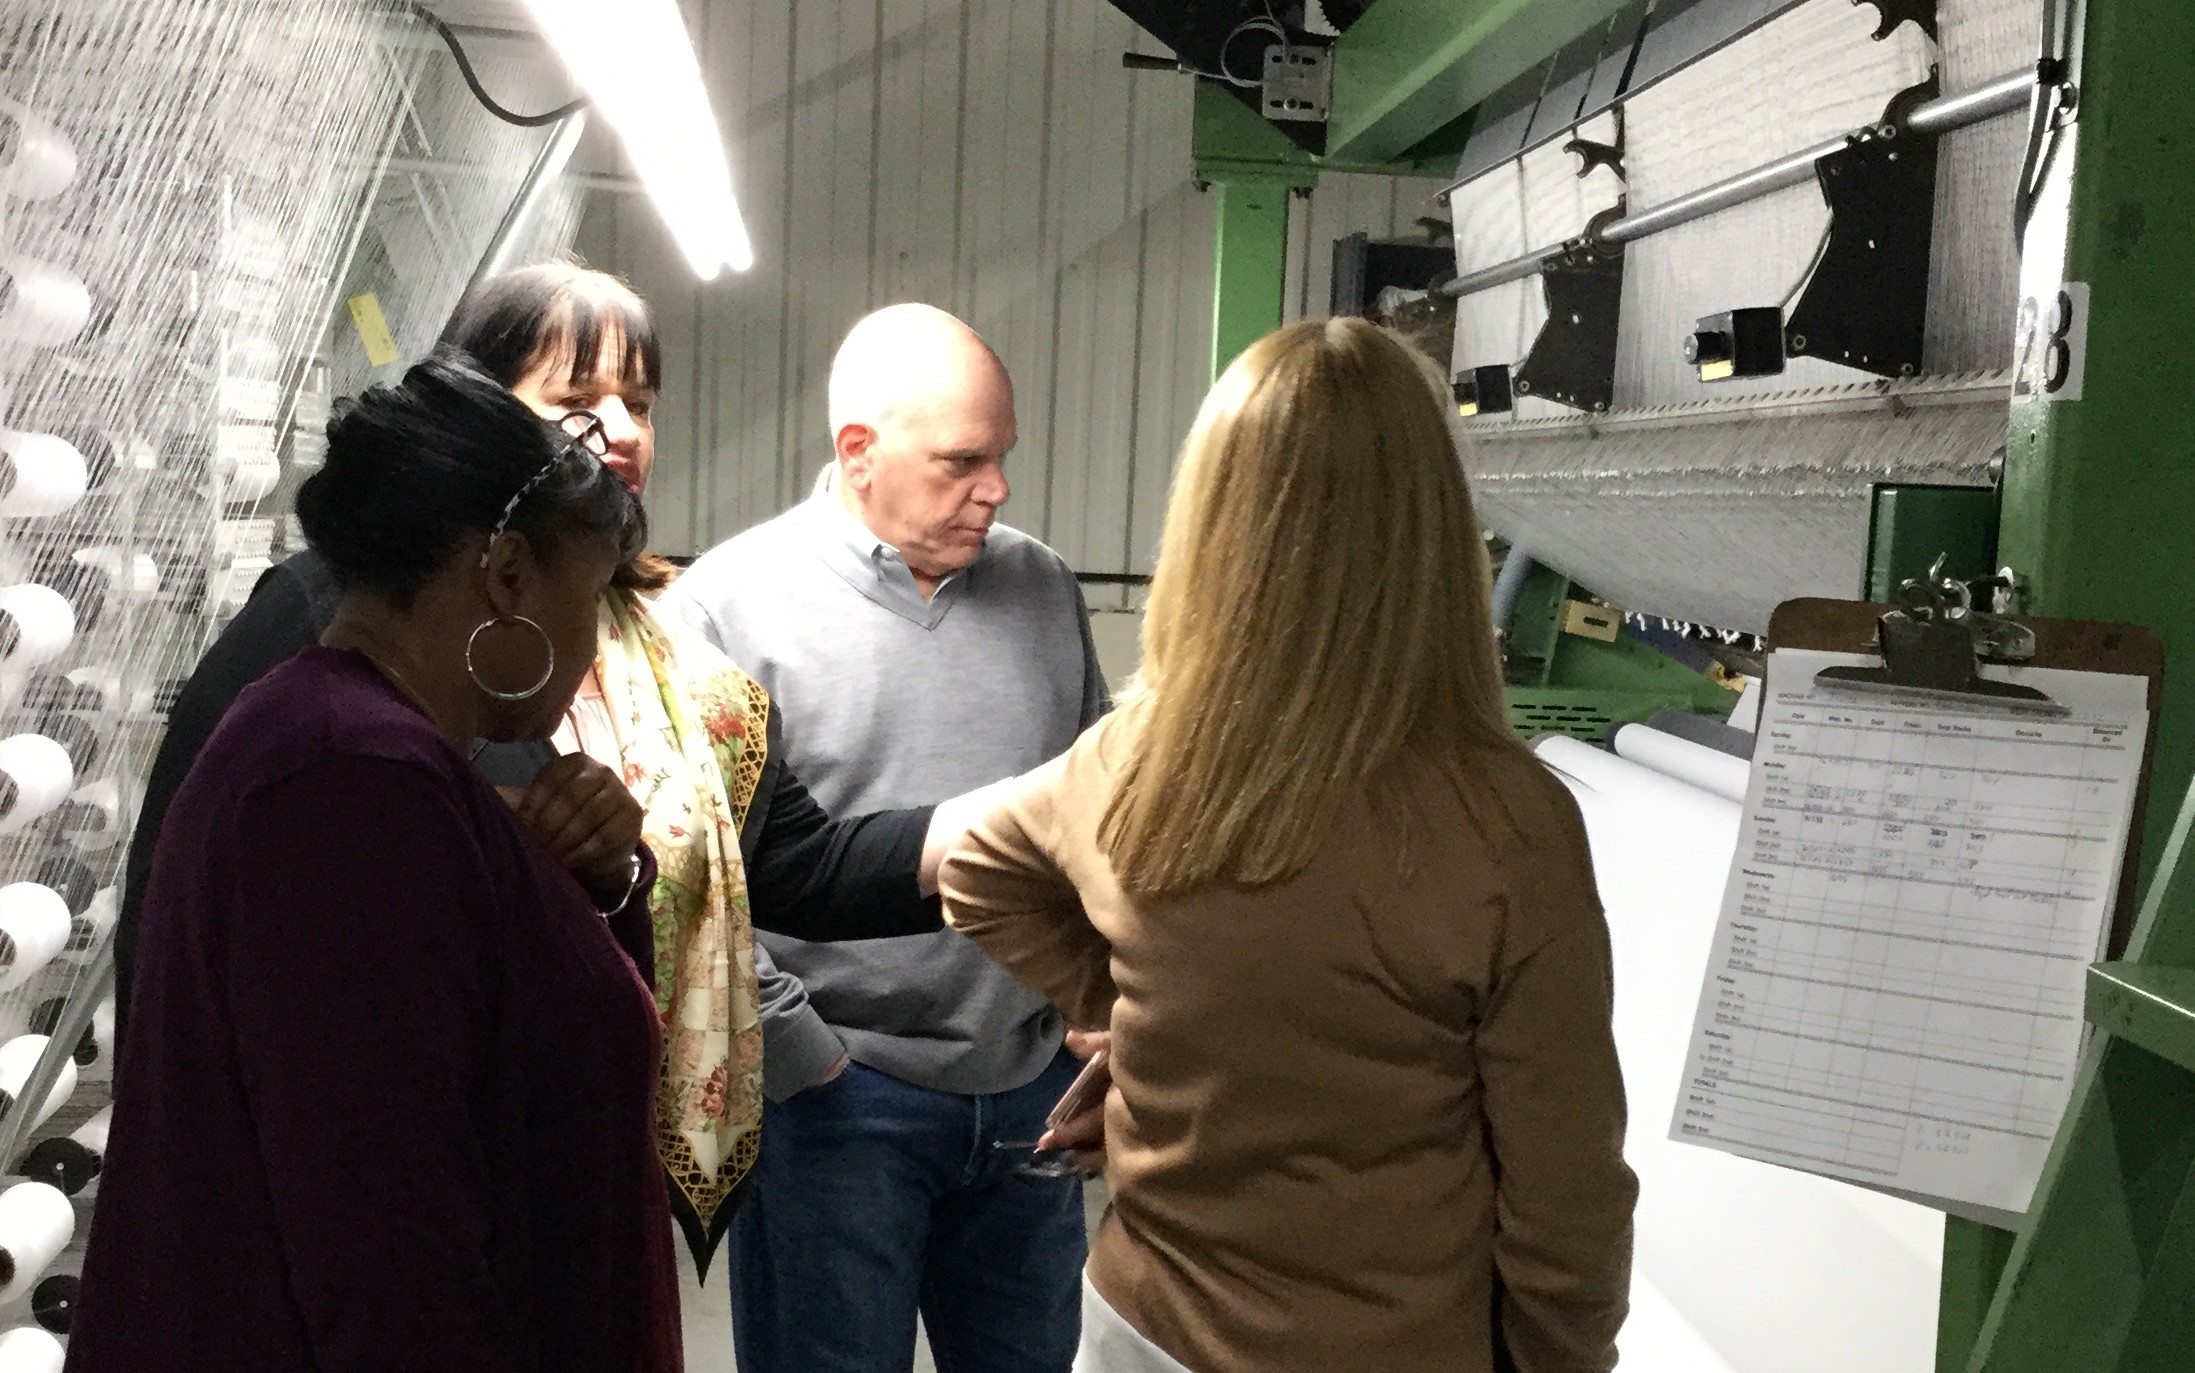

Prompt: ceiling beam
[{"left": 1326, "top": 0, "right": 1634, "bottom": 163}]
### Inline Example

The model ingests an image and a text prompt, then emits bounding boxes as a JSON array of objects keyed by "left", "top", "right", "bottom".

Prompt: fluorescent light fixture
[{"left": 518, "top": 0, "right": 753, "bottom": 279}]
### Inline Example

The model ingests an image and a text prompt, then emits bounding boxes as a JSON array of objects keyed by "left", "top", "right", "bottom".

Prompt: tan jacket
[{"left": 940, "top": 713, "right": 1636, "bottom": 1373}]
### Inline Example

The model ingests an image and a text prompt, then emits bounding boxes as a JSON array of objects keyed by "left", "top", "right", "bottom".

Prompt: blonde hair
[{"left": 1099, "top": 318, "right": 1526, "bottom": 897}]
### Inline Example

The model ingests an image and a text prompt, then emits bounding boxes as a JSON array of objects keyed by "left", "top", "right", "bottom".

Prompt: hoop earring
[{"left": 466, "top": 615, "right": 556, "bottom": 701}]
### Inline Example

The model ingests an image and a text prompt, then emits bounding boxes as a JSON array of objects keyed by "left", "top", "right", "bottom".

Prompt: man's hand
[
  {"left": 1040, "top": 1027, "right": 1111, "bottom": 1174},
  {"left": 504, "top": 754, "right": 645, "bottom": 909}
]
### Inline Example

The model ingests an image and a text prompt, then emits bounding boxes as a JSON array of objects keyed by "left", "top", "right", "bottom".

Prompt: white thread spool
[
  {"left": 0, "top": 99, "right": 77, "bottom": 201},
  {"left": 0, "top": 432, "right": 88, "bottom": 519},
  {"left": 0, "top": 1185, "right": 71, "bottom": 1304},
  {"left": 0, "top": 736, "right": 72, "bottom": 836},
  {"left": 0, "top": 586, "right": 75, "bottom": 672},
  {"left": 0, "top": 257, "right": 90, "bottom": 348},
  {"left": 63, "top": 887, "right": 116, "bottom": 957},
  {"left": 20, "top": 1105, "right": 108, "bottom": 1198},
  {"left": 89, "top": 995, "right": 114, "bottom": 1067},
  {"left": 0, "top": 1326, "right": 62, "bottom": 1373},
  {"left": 224, "top": 457, "right": 282, "bottom": 503},
  {"left": 58, "top": 778, "right": 122, "bottom": 853},
  {"left": 62, "top": 665, "right": 125, "bottom": 715},
  {"left": 0, "top": 1038, "right": 75, "bottom": 1135},
  {"left": 33, "top": 546, "right": 161, "bottom": 636},
  {"left": 0, "top": 886, "right": 69, "bottom": 994}
]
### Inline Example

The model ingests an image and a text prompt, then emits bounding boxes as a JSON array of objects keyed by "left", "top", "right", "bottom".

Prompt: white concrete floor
[{"left": 676, "top": 1181, "right": 1109, "bottom": 1371}]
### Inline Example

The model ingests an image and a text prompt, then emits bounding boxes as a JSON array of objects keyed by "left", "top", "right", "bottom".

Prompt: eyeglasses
[
  {"left": 559, "top": 408, "right": 609, "bottom": 457},
  {"left": 481, "top": 410, "right": 611, "bottom": 566}
]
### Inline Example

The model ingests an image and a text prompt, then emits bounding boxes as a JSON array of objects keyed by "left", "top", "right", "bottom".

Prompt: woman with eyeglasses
[
  {"left": 115, "top": 262, "right": 999, "bottom": 1271},
  {"left": 73, "top": 356, "right": 886, "bottom": 1371}
]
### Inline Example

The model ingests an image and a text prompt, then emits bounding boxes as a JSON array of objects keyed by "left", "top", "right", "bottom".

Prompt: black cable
[{"left": 408, "top": 2, "right": 589, "bottom": 128}]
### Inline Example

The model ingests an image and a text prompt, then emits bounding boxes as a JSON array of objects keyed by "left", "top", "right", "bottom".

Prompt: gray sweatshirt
[{"left": 659, "top": 485, "right": 1108, "bottom": 1097}]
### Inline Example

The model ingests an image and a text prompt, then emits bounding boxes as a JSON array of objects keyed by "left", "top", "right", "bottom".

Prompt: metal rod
[
  {"left": 1438, "top": 67, "right": 2037, "bottom": 301},
  {"left": 462, "top": 110, "right": 589, "bottom": 297},
  {"left": 365, "top": 155, "right": 641, "bottom": 195},
  {"left": 1908, "top": 71, "right": 2035, "bottom": 136},
  {"left": 1601, "top": 135, "right": 1846, "bottom": 245}
]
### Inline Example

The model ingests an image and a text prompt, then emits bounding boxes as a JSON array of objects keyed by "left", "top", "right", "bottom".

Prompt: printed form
[{"left": 1670, "top": 649, "right": 2150, "bottom": 1215}]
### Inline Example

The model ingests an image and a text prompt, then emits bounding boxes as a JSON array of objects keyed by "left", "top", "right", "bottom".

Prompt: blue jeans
[{"left": 728, "top": 1051, "right": 1088, "bottom": 1373}]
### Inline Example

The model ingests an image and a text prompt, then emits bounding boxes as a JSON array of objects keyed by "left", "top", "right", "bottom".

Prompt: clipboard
[
  {"left": 1767, "top": 594, "right": 2163, "bottom": 958},
  {"left": 1665, "top": 561, "right": 2164, "bottom": 1221}
]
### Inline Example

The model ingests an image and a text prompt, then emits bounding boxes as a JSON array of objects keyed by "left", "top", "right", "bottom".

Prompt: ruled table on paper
[{"left": 1669, "top": 649, "right": 2149, "bottom": 1215}]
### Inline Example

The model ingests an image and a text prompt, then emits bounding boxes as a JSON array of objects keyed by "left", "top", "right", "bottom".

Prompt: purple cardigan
[{"left": 68, "top": 647, "right": 680, "bottom": 1373}]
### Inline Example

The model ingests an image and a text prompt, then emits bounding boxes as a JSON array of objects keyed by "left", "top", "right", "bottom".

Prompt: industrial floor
[{"left": 675, "top": 1180, "right": 1110, "bottom": 1370}]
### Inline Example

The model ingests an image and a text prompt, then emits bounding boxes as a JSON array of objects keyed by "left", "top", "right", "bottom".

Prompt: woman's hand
[
  {"left": 506, "top": 754, "right": 645, "bottom": 908},
  {"left": 1038, "top": 1027, "right": 1111, "bottom": 1174}
]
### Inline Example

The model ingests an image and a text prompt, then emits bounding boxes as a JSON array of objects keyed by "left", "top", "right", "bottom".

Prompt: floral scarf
[{"left": 593, "top": 589, "right": 767, "bottom": 1269}]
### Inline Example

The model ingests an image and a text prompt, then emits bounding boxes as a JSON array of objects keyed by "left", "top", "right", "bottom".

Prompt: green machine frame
[{"left": 1194, "top": 0, "right": 2195, "bottom": 1366}]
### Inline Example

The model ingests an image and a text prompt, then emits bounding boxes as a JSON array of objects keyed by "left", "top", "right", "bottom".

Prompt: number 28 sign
[{"left": 2012, "top": 282, "right": 2089, "bottom": 403}]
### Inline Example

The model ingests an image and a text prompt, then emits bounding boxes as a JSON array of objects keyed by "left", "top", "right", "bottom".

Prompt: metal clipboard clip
[{"left": 1813, "top": 557, "right": 2069, "bottom": 716}]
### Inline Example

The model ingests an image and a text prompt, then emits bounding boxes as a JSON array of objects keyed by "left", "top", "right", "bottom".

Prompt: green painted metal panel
[
  {"left": 1968, "top": 712, "right": 2195, "bottom": 1369},
  {"left": 1327, "top": 0, "right": 1634, "bottom": 163},
  {"left": 1864, "top": 485, "right": 2000, "bottom": 604},
  {"left": 2088, "top": 963, "right": 2195, "bottom": 1074},
  {"left": 1188, "top": 82, "right": 1450, "bottom": 183},
  {"left": 2112, "top": 1164, "right": 2195, "bottom": 1372},
  {"left": 1966, "top": 1037, "right": 2195, "bottom": 1372},
  {"left": 1944, "top": 0, "right": 2195, "bottom": 1359},
  {"left": 1208, "top": 178, "right": 1291, "bottom": 380},
  {"left": 1937, "top": 1221, "right": 2018, "bottom": 1373},
  {"left": 1505, "top": 685, "right": 1725, "bottom": 743},
  {"left": 1997, "top": 0, "right": 2195, "bottom": 894}
]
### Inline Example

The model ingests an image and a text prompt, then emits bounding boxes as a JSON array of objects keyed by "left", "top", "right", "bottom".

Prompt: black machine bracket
[
  {"left": 1513, "top": 206, "right": 1626, "bottom": 414},
  {"left": 1564, "top": 106, "right": 1627, "bottom": 182},
  {"left": 1782, "top": 76, "right": 1939, "bottom": 379},
  {"left": 1854, "top": 0, "right": 1938, "bottom": 43}
]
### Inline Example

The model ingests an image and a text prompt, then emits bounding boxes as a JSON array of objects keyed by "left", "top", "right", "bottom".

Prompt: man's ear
[
  {"left": 834, "top": 423, "right": 877, "bottom": 490},
  {"left": 478, "top": 529, "right": 535, "bottom": 619}
]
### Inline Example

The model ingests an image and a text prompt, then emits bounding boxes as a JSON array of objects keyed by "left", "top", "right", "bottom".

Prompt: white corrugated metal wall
[{"left": 572, "top": 0, "right": 1441, "bottom": 582}]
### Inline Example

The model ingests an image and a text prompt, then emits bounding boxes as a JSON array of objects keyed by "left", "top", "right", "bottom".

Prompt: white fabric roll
[
  {"left": 1612, "top": 723, "right": 1753, "bottom": 804},
  {"left": 0, "top": 1184, "right": 72, "bottom": 1303},
  {"left": 0, "top": 99, "right": 77, "bottom": 201},
  {"left": 0, "top": 1038, "right": 74, "bottom": 1136},
  {"left": 1620, "top": 1270, "right": 1741, "bottom": 1373},
  {"left": 0, "top": 586, "right": 76, "bottom": 670},
  {"left": 1533, "top": 734, "right": 1742, "bottom": 832},
  {"left": 1536, "top": 734, "right": 1942, "bottom": 1373},
  {"left": 0, "top": 1326, "right": 62, "bottom": 1373},
  {"left": 0, "top": 736, "right": 73, "bottom": 835},
  {"left": 0, "top": 432, "right": 88, "bottom": 519},
  {"left": 0, "top": 886, "right": 70, "bottom": 993},
  {"left": 0, "top": 257, "right": 90, "bottom": 348}
]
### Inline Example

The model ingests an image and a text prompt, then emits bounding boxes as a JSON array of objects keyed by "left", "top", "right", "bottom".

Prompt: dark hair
[
  {"left": 296, "top": 355, "right": 647, "bottom": 607},
  {"left": 438, "top": 259, "right": 673, "bottom": 592},
  {"left": 438, "top": 260, "right": 661, "bottom": 398}
]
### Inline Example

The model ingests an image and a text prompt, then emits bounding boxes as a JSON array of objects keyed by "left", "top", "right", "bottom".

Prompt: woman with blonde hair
[{"left": 940, "top": 317, "right": 1637, "bottom": 1373}]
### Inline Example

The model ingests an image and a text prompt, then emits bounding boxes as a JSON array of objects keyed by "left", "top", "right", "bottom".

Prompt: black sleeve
[
  {"left": 742, "top": 708, "right": 942, "bottom": 943},
  {"left": 115, "top": 554, "right": 335, "bottom": 1060}
]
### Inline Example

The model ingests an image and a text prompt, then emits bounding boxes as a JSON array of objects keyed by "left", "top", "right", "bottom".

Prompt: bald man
[{"left": 662, "top": 304, "right": 1106, "bottom": 1373}]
